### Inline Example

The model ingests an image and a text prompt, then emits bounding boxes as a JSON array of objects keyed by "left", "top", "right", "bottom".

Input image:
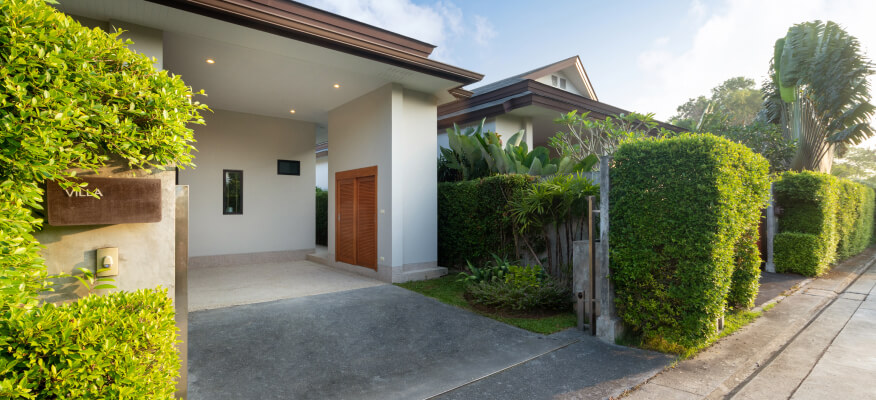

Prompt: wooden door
[
  {"left": 335, "top": 166, "right": 378, "bottom": 270},
  {"left": 336, "top": 178, "right": 356, "bottom": 265}
]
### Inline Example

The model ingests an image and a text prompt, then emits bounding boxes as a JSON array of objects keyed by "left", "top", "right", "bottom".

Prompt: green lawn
[{"left": 395, "top": 273, "right": 577, "bottom": 335}]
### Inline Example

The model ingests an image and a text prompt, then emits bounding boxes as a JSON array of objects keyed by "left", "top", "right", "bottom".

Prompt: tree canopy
[{"left": 671, "top": 76, "right": 762, "bottom": 130}]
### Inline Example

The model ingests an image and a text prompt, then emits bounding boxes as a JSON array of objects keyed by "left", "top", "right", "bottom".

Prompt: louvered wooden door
[{"left": 335, "top": 166, "right": 377, "bottom": 270}]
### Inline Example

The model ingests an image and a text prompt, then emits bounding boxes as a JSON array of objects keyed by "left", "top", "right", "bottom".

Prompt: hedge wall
[
  {"left": 1, "top": 289, "right": 179, "bottom": 399},
  {"left": 773, "top": 171, "right": 875, "bottom": 276},
  {"left": 316, "top": 188, "right": 328, "bottom": 246},
  {"left": 610, "top": 134, "right": 770, "bottom": 348},
  {"left": 438, "top": 175, "right": 534, "bottom": 269}
]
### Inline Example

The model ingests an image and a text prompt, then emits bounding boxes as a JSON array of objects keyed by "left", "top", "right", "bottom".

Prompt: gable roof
[{"left": 470, "top": 56, "right": 597, "bottom": 100}]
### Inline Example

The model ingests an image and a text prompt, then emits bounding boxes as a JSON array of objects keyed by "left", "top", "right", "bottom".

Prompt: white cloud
[
  {"left": 472, "top": 15, "right": 496, "bottom": 46},
  {"left": 629, "top": 0, "right": 876, "bottom": 127},
  {"left": 299, "top": 0, "right": 494, "bottom": 62}
]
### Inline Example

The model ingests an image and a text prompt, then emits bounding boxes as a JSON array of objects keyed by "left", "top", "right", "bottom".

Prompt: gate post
[
  {"left": 765, "top": 182, "right": 777, "bottom": 273},
  {"left": 175, "top": 186, "right": 189, "bottom": 399},
  {"left": 595, "top": 156, "right": 623, "bottom": 343}
]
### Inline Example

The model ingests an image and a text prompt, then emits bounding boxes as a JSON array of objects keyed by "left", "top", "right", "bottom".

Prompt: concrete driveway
[{"left": 188, "top": 284, "right": 672, "bottom": 399}]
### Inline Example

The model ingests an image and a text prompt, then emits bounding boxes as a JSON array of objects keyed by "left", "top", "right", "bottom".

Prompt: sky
[{"left": 299, "top": 0, "right": 876, "bottom": 147}]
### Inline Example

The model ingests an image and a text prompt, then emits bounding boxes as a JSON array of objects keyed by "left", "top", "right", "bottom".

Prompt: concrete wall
[
  {"left": 328, "top": 84, "right": 394, "bottom": 278},
  {"left": 36, "top": 18, "right": 171, "bottom": 303},
  {"left": 328, "top": 84, "right": 441, "bottom": 281},
  {"left": 400, "top": 89, "right": 438, "bottom": 266},
  {"left": 36, "top": 166, "right": 177, "bottom": 302},
  {"left": 178, "top": 109, "right": 316, "bottom": 259}
]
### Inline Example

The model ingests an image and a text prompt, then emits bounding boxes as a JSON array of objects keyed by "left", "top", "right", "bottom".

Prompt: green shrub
[
  {"left": 774, "top": 232, "right": 824, "bottom": 276},
  {"left": 0, "top": 1, "right": 203, "bottom": 396},
  {"left": 437, "top": 175, "right": 534, "bottom": 269},
  {"left": 610, "top": 134, "right": 770, "bottom": 349},
  {"left": 504, "top": 265, "right": 547, "bottom": 290},
  {"left": 0, "top": 289, "right": 179, "bottom": 399},
  {"left": 727, "top": 228, "right": 761, "bottom": 309},
  {"left": 466, "top": 278, "right": 571, "bottom": 311},
  {"left": 773, "top": 171, "right": 874, "bottom": 276},
  {"left": 316, "top": 187, "right": 328, "bottom": 246},
  {"left": 458, "top": 255, "right": 512, "bottom": 284}
]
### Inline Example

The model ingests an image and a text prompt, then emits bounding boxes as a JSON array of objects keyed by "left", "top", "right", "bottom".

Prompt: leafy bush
[
  {"left": 316, "top": 187, "right": 328, "bottom": 246},
  {"left": 509, "top": 173, "right": 599, "bottom": 284},
  {"left": 438, "top": 175, "right": 534, "bottom": 269},
  {"left": 458, "top": 255, "right": 512, "bottom": 284},
  {"left": 0, "top": 1, "right": 204, "bottom": 396},
  {"left": 774, "top": 232, "right": 824, "bottom": 276},
  {"left": 610, "top": 134, "right": 770, "bottom": 349},
  {"left": 0, "top": 289, "right": 178, "bottom": 399},
  {"left": 773, "top": 171, "right": 875, "bottom": 275},
  {"left": 466, "top": 278, "right": 571, "bottom": 312},
  {"left": 504, "top": 265, "right": 547, "bottom": 290}
]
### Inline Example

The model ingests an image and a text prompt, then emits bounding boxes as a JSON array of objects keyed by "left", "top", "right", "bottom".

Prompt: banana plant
[{"left": 440, "top": 119, "right": 597, "bottom": 181}]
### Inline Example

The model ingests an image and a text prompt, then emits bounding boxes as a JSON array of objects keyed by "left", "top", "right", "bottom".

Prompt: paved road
[{"left": 188, "top": 285, "right": 671, "bottom": 400}]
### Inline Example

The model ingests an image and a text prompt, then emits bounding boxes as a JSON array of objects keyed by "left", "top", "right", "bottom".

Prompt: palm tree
[{"left": 762, "top": 21, "right": 874, "bottom": 172}]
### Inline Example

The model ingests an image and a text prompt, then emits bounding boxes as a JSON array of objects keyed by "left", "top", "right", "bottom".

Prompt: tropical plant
[
  {"left": 549, "top": 111, "right": 674, "bottom": 162},
  {"left": 762, "top": 20, "right": 875, "bottom": 172},
  {"left": 439, "top": 119, "right": 596, "bottom": 181},
  {"left": 458, "top": 254, "right": 512, "bottom": 284},
  {"left": 508, "top": 173, "right": 599, "bottom": 285},
  {"left": 466, "top": 276, "right": 570, "bottom": 312}
]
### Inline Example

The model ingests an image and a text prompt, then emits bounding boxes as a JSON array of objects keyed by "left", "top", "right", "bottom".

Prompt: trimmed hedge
[
  {"left": 316, "top": 188, "right": 328, "bottom": 246},
  {"left": 610, "top": 134, "right": 770, "bottom": 348},
  {"left": 0, "top": 289, "right": 179, "bottom": 399},
  {"left": 773, "top": 171, "right": 875, "bottom": 276},
  {"left": 438, "top": 175, "right": 534, "bottom": 269}
]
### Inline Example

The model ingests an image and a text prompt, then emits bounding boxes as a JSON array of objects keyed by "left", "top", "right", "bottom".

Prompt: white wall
[
  {"left": 400, "top": 89, "right": 438, "bottom": 266},
  {"left": 315, "top": 156, "right": 328, "bottom": 190},
  {"left": 328, "top": 84, "right": 394, "bottom": 274},
  {"left": 535, "top": 70, "right": 585, "bottom": 97},
  {"left": 328, "top": 84, "right": 440, "bottom": 280},
  {"left": 178, "top": 109, "right": 316, "bottom": 257}
]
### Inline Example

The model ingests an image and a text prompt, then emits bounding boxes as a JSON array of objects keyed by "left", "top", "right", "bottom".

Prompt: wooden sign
[{"left": 46, "top": 177, "right": 162, "bottom": 226}]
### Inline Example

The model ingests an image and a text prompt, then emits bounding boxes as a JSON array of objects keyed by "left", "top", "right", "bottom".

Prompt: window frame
[{"left": 222, "top": 169, "right": 243, "bottom": 215}]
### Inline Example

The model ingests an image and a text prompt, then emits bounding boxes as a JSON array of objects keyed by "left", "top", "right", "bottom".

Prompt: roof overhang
[
  {"left": 148, "top": 0, "right": 483, "bottom": 85},
  {"left": 438, "top": 80, "right": 682, "bottom": 132}
]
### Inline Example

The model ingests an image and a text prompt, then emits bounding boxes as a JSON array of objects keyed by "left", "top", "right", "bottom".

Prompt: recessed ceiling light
[
  {"left": 333, "top": 84, "right": 340, "bottom": 89},
  {"left": 206, "top": 58, "right": 215, "bottom": 64},
  {"left": 289, "top": 109, "right": 296, "bottom": 114}
]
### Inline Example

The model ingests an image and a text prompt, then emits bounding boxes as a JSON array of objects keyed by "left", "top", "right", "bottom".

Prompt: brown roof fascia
[
  {"left": 448, "top": 86, "right": 474, "bottom": 100},
  {"left": 147, "top": 0, "right": 484, "bottom": 85}
]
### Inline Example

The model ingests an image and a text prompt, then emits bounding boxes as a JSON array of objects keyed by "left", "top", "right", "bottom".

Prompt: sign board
[{"left": 46, "top": 177, "right": 162, "bottom": 226}]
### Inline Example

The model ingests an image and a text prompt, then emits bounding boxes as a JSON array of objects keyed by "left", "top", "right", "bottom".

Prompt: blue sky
[{"left": 301, "top": 0, "right": 876, "bottom": 143}]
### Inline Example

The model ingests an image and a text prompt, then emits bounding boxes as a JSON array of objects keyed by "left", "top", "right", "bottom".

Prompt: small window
[
  {"left": 277, "top": 160, "right": 301, "bottom": 176},
  {"left": 560, "top": 78, "right": 567, "bottom": 89},
  {"left": 551, "top": 75, "right": 558, "bottom": 86},
  {"left": 223, "top": 170, "right": 243, "bottom": 215}
]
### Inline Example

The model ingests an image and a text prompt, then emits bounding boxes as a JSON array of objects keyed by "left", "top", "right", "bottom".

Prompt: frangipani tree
[{"left": 762, "top": 20, "right": 875, "bottom": 172}]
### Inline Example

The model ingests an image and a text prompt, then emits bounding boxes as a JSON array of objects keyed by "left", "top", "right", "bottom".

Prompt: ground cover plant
[
  {"left": 773, "top": 171, "right": 875, "bottom": 276},
  {"left": 0, "top": 1, "right": 206, "bottom": 397},
  {"left": 316, "top": 187, "right": 328, "bottom": 246},
  {"left": 396, "top": 272, "right": 576, "bottom": 335},
  {"left": 610, "top": 134, "right": 770, "bottom": 352}
]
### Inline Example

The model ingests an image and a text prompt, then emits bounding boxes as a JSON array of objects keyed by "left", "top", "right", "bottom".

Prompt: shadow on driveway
[{"left": 189, "top": 285, "right": 672, "bottom": 400}]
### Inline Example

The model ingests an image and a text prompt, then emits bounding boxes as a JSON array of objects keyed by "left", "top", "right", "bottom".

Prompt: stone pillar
[
  {"left": 765, "top": 182, "right": 777, "bottom": 273},
  {"left": 596, "top": 156, "right": 623, "bottom": 342}
]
